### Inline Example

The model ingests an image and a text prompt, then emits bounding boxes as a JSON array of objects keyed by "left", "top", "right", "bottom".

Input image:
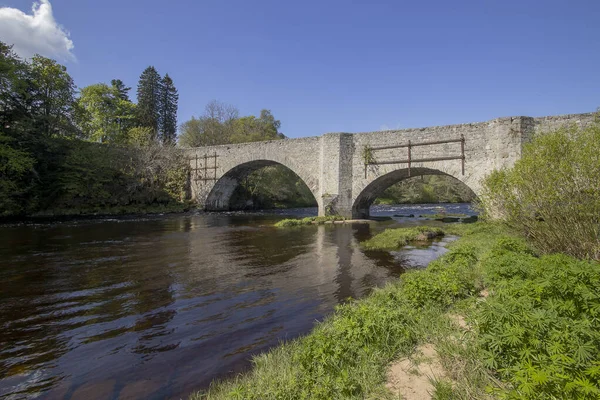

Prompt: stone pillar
[{"left": 318, "top": 133, "right": 354, "bottom": 217}]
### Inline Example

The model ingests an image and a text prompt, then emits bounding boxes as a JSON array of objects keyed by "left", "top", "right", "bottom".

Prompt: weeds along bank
[{"left": 193, "top": 223, "right": 600, "bottom": 399}]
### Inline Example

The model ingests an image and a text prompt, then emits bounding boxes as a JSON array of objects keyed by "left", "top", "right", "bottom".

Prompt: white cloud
[{"left": 0, "top": 0, "right": 75, "bottom": 61}]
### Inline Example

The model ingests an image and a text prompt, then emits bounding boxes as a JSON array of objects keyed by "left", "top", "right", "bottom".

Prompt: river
[{"left": 0, "top": 204, "right": 475, "bottom": 400}]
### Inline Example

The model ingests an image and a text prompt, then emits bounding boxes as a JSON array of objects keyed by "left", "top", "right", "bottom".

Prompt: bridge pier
[{"left": 318, "top": 133, "right": 354, "bottom": 218}]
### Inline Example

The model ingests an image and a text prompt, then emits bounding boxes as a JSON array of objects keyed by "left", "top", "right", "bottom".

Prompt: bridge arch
[
  {"left": 204, "top": 159, "right": 319, "bottom": 211},
  {"left": 351, "top": 167, "right": 477, "bottom": 219}
]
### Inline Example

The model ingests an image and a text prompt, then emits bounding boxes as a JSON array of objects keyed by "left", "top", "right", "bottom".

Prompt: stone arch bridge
[{"left": 187, "top": 113, "right": 594, "bottom": 219}]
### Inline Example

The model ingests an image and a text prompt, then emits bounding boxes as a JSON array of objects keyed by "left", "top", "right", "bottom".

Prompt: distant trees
[
  {"left": 135, "top": 66, "right": 178, "bottom": 145},
  {"left": 136, "top": 66, "right": 162, "bottom": 140},
  {"left": 178, "top": 101, "right": 283, "bottom": 147},
  {"left": 159, "top": 74, "right": 178, "bottom": 144},
  {"left": 111, "top": 79, "right": 131, "bottom": 101},
  {"left": 375, "top": 175, "right": 476, "bottom": 205},
  {"left": 77, "top": 83, "right": 136, "bottom": 143}
]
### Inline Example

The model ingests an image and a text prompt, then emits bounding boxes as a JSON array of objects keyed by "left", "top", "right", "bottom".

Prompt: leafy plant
[
  {"left": 480, "top": 118, "right": 600, "bottom": 260},
  {"left": 476, "top": 252, "right": 600, "bottom": 398},
  {"left": 362, "top": 145, "right": 376, "bottom": 165}
]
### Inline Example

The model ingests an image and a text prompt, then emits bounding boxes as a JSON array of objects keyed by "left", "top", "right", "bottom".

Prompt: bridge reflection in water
[{"left": 0, "top": 207, "right": 461, "bottom": 400}]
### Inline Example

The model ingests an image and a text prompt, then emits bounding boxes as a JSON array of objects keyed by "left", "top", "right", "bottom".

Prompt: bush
[{"left": 480, "top": 119, "right": 600, "bottom": 260}]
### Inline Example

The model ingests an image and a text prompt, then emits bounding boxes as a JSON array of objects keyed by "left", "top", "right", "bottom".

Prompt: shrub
[{"left": 480, "top": 119, "right": 600, "bottom": 260}]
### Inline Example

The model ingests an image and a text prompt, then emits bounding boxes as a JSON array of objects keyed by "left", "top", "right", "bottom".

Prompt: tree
[
  {"left": 111, "top": 79, "right": 131, "bottom": 101},
  {"left": 159, "top": 74, "right": 178, "bottom": 145},
  {"left": 136, "top": 66, "right": 162, "bottom": 141},
  {"left": 178, "top": 102, "right": 285, "bottom": 147},
  {"left": 230, "top": 109, "right": 283, "bottom": 143},
  {"left": 29, "top": 55, "right": 78, "bottom": 137},
  {"left": 0, "top": 43, "right": 37, "bottom": 214},
  {"left": 178, "top": 100, "right": 239, "bottom": 147},
  {"left": 77, "top": 83, "right": 136, "bottom": 143},
  {"left": 0, "top": 42, "right": 31, "bottom": 136}
]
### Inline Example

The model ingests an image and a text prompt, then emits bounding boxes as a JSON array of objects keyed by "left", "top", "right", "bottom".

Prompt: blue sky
[{"left": 1, "top": 0, "right": 599, "bottom": 138}]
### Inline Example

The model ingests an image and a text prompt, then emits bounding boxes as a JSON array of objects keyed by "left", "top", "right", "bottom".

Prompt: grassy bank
[
  {"left": 193, "top": 223, "right": 600, "bottom": 399},
  {"left": 274, "top": 215, "right": 346, "bottom": 227},
  {"left": 361, "top": 226, "right": 444, "bottom": 250},
  {"left": 0, "top": 202, "right": 194, "bottom": 224}
]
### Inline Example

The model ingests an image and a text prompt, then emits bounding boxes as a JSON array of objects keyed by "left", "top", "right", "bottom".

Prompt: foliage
[
  {"left": 475, "top": 246, "right": 600, "bottom": 398},
  {"left": 0, "top": 42, "right": 186, "bottom": 217},
  {"left": 230, "top": 165, "right": 316, "bottom": 210},
  {"left": 362, "top": 145, "right": 375, "bottom": 165},
  {"left": 41, "top": 139, "right": 189, "bottom": 214},
  {"left": 159, "top": 74, "right": 178, "bottom": 144},
  {"left": 0, "top": 131, "right": 35, "bottom": 215},
  {"left": 230, "top": 112, "right": 284, "bottom": 143},
  {"left": 361, "top": 226, "right": 444, "bottom": 250},
  {"left": 111, "top": 79, "right": 131, "bottom": 101},
  {"left": 136, "top": 66, "right": 162, "bottom": 139},
  {"left": 29, "top": 55, "right": 79, "bottom": 138},
  {"left": 126, "top": 126, "right": 154, "bottom": 146},
  {"left": 77, "top": 83, "right": 136, "bottom": 143},
  {"left": 374, "top": 174, "right": 476, "bottom": 205},
  {"left": 480, "top": 119, "right": 600, "bottom": 260},
  {"left": 178, "top": 101, "right": 283, "bottom": 147},
  {"left": 178, "top": 100, "right": 239, "bottom": 147}
]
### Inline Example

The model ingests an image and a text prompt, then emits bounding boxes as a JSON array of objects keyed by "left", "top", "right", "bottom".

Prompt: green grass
[
  {"left": 191, "top": 222, "right": 600, "bottom": 399},
  {"left": 361, "top": 226, "right": 445, "bottom": 250},
  {"left": 419, "top": 213, "right": 470, "bottom": 219},
  {"left": 274, "top": 215, "right": 346, "bottom": 227}
]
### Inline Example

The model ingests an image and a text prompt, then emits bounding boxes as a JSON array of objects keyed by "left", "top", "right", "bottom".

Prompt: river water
[{"left": 0, "top": 204, "right": 474, "bottom": 400}]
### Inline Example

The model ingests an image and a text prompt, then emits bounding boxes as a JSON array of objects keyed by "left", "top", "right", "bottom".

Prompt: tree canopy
[{"left": 179, "top": 101, "right": 284, "bottom": 147}]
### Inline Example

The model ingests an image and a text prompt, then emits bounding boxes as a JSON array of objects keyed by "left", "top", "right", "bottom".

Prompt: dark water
[{"left": 0, "top": 204, "right": 473, "bottom": 400}]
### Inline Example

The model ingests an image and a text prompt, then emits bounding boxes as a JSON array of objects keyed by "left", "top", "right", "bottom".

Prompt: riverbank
[
  {"left": 193, "top": 222, "right": 600, "bottom": 399},
  {"left": 0, "top": 203, "right": 193, "bottom": 224}
]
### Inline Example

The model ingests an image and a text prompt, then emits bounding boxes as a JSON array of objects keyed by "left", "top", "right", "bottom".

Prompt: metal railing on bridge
[{"left": 364, "top": 135, "right": 465, "bottom": 178}]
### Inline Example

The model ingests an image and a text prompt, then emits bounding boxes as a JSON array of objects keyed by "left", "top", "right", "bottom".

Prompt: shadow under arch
[
  {"left": 205, "top": 160, "right": 318, "bottom": 211},
  {"left": 352, "top": 167, "right": 477, "bottom": 218}
]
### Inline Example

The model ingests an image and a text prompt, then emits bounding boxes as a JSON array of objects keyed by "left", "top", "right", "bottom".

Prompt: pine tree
[
  {"left": 136, "top": 66, "right": 162, "bottom": 141},
  {"left": 111, "top": 79, "right": 131, "bottom": 101},
  {"left": 159, "top": 74, "right": 178, "bottom": 144}
]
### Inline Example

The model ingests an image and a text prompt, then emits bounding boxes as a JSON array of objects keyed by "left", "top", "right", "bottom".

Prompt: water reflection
[{"left": 0, "top": 206, "right": 465, "bottom": 399}]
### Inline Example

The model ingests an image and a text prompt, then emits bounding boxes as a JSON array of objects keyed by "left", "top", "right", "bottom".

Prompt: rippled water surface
[{"left": 0, "top": 204, "right": 473, "bottom": 399}]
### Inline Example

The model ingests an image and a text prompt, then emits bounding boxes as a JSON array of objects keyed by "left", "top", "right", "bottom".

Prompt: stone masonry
[{"left": 187, "top": 112, "right": 595, "bottom": 218}]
